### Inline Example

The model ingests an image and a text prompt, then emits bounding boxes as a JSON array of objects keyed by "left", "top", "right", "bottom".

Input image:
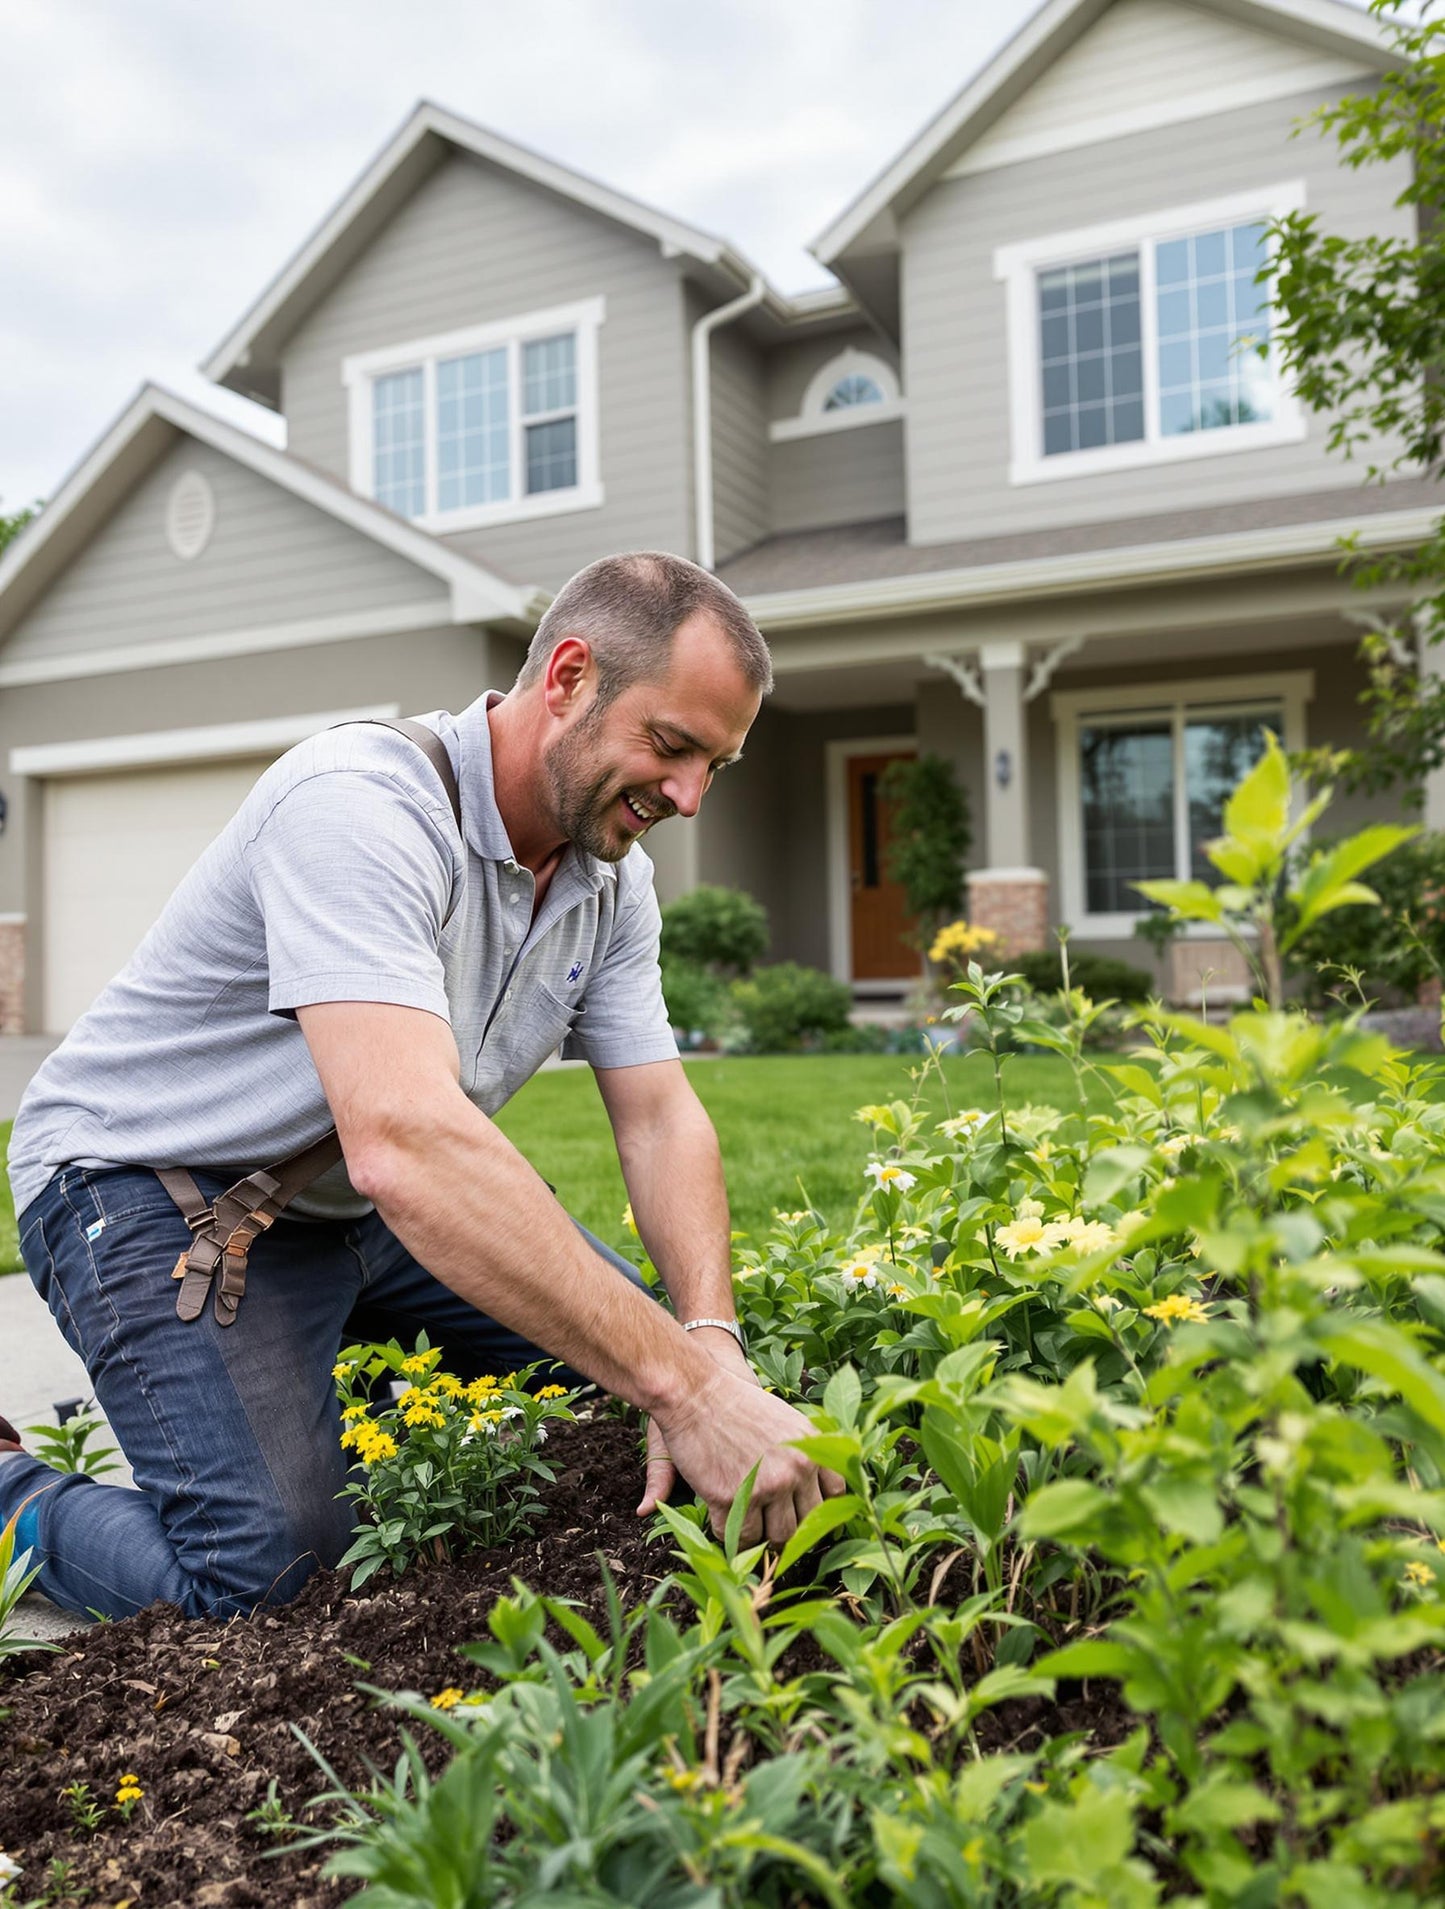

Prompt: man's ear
[{"left": 541, "top": 637, "right": 594, "bottom": 720}]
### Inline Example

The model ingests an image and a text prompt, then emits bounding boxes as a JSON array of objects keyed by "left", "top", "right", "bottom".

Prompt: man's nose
[{"left": 661, "top": 762, "right": 710, "bottom": 818}]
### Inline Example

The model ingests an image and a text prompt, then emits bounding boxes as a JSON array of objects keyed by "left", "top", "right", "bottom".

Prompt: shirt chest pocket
[{"left": 477, "top": 975, "right": 586, "bottom": 1103}]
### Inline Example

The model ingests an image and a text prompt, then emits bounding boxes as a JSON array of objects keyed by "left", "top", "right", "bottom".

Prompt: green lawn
[
  {"left": 496, "top": 1051, "right": 1107, "bottom": 1251},
  {"left": 0, "top": 1053, "right": 1102, "bottom": 1276}
]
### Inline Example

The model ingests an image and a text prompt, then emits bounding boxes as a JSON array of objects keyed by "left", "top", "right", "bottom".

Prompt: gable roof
[
  {"left": 811, "top": 0, "right": 1403, "bottom": 329},
  {"left": 203, "top": 101, "right": 838, "bottom": 409},
  {"left": 0, "top": 383, "right": 546, "bottom": 644}
]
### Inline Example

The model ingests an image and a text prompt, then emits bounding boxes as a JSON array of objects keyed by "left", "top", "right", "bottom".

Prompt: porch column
[{"left": 968, "top": 642, "right": 1047, "bottom": 954}]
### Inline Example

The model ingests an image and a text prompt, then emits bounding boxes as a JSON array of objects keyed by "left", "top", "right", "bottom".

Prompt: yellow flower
[
  {"left": 1030, "top": 1140, "right": 1054, "bottom": 1164},
  {"left": 340, "top": 1404, "right": 370, "bottom": 1423},
  {"left": 465, "top": 1376, "right": 499, "bottom": 1404},
  {"left": 1157, "top": 1134, "right": 1191, "bottom": 1160},
  {"left": 430, "top": 1687, "right": 465, "bottom": 1710},
  {"left": 885, "top": 1280, "right": 910, "bottom": 1299},
  {"left": 331, "top": 1361, "right": 353, "bottom": 1381},
  {"left": 622, "top": 1203, "right": 638, "bottom": 1236},
  {"left": 775, "top": 1209, "right": 812, "bottom": 1225},
  {"left": 1144, "top": 1294, "right": 1210, "bottom": 1326},
  {"left": 1057, "top": 1217, "right": 1117, "bottom": 1253},
  {"left": 1404, "top": 1560, "right": 1434, "bottom": 1589},
  {"left": 469, "top": 1409, "right": 505, "bottom": 1433},
  {"left": 431, "top": 1373, "right": 465, "bottom": 1398},
  {"left": 403, "top": 1405, "right": 445, "bottom": 1430},
  {"left": 840, "top": 1259, "right": 879, "bottom": 1291},
  {"left": 536, "top": 1384, "right": 569, "bottom": 1400},
  {"left": 401, "top": 1351, "right": 440, "bottom": 1376},
  {"left": 115, "top": 1774, "right": 143, "bottom": 1805},
  {"left": 664, "top": 1766, "right": 705, "bottom": 1793},
  {"left": 866, "top": 1162, "right": 917, "bottom": 1191},
  {"left": 995, "top": 1215, "right": 1067, "bottom": 1260},
  {"left": 359, "top": 1430, "right": 398, "bottom": 1464},
  {"left": 939, "top": 1109, "right": 990, "bottom": 1140},
  {"left": 929, "top": 920, "right": 1004, "bottom": 967}
]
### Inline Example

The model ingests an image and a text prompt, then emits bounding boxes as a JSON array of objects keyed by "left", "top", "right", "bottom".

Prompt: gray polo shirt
[{"left": 8, "top": 694, "right": 678, "bottom": 1219}]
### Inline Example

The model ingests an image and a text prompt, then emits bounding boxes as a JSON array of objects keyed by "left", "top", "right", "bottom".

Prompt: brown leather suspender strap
[{"left": 161, "top": 717, "right": 464, "bottom": 1327}]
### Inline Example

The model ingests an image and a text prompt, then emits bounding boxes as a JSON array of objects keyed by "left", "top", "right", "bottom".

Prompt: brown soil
[{"left": 0, "top": 1413, "right": 1131, "bottom": 1908}]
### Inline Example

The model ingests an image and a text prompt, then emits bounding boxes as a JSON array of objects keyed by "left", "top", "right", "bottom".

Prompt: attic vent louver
[{"left": 165, "top": 471, "right": 216, "bottom": 561}]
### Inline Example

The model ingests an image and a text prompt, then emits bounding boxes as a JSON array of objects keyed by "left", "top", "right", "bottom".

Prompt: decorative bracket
[
  {"left": 1023, "top": 635, "right": 1085, "bottom": 702},
  {"left": 925, "top": 652, "right": 986, "bottom": 709}
]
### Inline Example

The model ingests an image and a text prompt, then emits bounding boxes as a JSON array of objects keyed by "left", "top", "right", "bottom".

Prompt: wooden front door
[{"left": 847, "top": 750, "right": 918, "bottom": 981}]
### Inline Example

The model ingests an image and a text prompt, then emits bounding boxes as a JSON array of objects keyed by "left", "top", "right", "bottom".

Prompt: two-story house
[{"left": 0, "top": 0, "right": 1433, "bottom": 1035}]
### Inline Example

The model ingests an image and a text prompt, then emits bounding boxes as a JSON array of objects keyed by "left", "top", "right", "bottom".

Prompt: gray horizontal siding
[
  {"left": 710, "top": 321, "right": 770, "bottom": 564},
  {"left": 2, "top": 440, "right": 448, "bottom": 668},
  {"left": 281, "top": 152, "right": 694, "bottom": 588},
  {"left": 768, "top": 326, "right": 899, "bottom": 423},
  {"left": 770, "top": 419, "right": 906, "bottom": 535},
  {"left": 903, "top": 80, "right": 1416, "bottom": 545}
]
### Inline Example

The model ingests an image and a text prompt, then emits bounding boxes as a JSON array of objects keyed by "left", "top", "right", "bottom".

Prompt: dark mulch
[{"left": 0, "top": 1413, "right": 1133, "bottom": 1907}]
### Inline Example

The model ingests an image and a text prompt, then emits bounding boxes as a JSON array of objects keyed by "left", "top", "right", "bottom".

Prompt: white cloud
[{"left": 0, "top": 0, "right": 1030, "bottom": 509}]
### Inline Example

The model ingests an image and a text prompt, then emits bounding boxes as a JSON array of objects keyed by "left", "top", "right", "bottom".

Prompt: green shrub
[
  {"left": 659, "top": 957, "right": 727, "bottom": 1038},
  {"left": 727, "top": 962, "right": 853, "bottom": 1053},
  {"left": 1012, "top": 949, "right": 1154, "bottom": 1003},
  {"left": 878, "top": 753, "right": 971, "bottom": 938},
  {"left": 1289, "top": 828, "right": 1445, "bottom": 1004},
  {"left": 659, "top": 885, "right": 768, "bottom": 976}
]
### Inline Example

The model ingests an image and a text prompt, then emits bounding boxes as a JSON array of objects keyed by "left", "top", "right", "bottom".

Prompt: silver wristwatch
[{"left": 681, "top": 1316, "right": 747, "bottom": 1354}]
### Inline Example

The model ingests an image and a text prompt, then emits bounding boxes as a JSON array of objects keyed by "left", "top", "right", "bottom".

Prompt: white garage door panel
[{"left": 44, "top": 756, "right": 274, "bottom": 1032}]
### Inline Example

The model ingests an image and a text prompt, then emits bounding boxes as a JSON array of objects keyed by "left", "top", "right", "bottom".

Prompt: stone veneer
[
  {"left": 966, "top": 868, "right": 1049, "bottom": 956},
  {"left": 0, "top": 919, "right": 23, "bottom": 1035}
]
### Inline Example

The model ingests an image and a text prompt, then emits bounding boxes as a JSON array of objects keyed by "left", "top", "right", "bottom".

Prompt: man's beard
[{"left": 545, "top": 709, "right": 675, "bottom": 862}]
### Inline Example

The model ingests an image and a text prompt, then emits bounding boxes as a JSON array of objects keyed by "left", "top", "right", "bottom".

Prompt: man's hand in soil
[
  {"left": 636, "top": 1321, "right": 753, "bottom": 1519},
  {"left": 640, "top": 1332, "right": 844, "bottom": 1547}
]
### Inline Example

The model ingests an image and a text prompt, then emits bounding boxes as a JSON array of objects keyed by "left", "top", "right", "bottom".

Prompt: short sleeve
[
  {"left": 563, "top": 867, "right": 677, "bottom": 1069},
  {"left": 244, "top": 770, "right": 459, "bottom": 1020}
]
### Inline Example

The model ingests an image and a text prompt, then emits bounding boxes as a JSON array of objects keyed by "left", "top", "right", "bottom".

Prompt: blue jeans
[{"left": 1, "top": 1164, "right": 642, "bottom": 1621}]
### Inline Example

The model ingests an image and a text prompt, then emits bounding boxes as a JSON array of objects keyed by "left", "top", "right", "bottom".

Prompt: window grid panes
[
  {"left": 1157, "top": 221, "right": 1272, "bottom": 436},
  {"left": 823, "top": 373, "right": 884, "bottom": 410},
  {"left": 370, "top": 327, "right": 583, "bottom": 518},
  {"left": 436, "top": 347, "right": 509, "bottom": 512},
  {"left": 372, "top": 368, "right": 426, "bottom": 518},
  {"left": 1080, "top": 705, "right": 1281, "bottom": 914},
  {"left": 1038, "top": 252, "right": 1144, "bottom": 457},
  {"left": 521, "top": 333, "right": 578, "bottom": 495}
]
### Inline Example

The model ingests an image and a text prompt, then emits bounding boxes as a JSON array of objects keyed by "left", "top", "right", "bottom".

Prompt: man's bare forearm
[{"left": 609, "top": 1080, "right": 737, "bottom": 1326}]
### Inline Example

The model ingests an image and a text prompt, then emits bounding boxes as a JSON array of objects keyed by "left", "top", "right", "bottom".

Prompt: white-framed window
[
  {"left": 342, "top": 296, "right": 605, "bottom": 532},
  {"left": 770, "top": 348, "right": 904, "bottom": 442},
  {"left": 1051, "top": 670, "right": 1314, "bottom": 937},
  {"left": 994, "top": 185, "right": 1306, "bottom": 486}
]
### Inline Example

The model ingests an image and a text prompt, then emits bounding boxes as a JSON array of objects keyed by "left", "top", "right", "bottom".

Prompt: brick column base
[
  {"left": 966, "top": 867, "right": 1049, "bottom": 956},
  {"left": 0, "top": 919, "right": 24, "bottom": 1035}
]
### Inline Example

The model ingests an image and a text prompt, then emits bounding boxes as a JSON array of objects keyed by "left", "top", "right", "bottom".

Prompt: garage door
[{"left": 43, "top": 755, "right": 276, "bottom": 1031}]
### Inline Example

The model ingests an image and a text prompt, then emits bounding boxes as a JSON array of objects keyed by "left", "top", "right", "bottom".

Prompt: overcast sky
[{"left": 0, "top": 0, "right": 1052, "bottom": 514}]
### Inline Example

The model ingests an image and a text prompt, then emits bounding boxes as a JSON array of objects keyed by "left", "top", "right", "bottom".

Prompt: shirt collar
[{"left": 450, "top": 692, "right": 614, "bottom": 894}]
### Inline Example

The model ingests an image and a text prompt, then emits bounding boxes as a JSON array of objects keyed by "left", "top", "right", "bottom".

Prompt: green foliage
[
  {"left": 726, "top": 963, "right": 854, "bottom": 1054},
  {"left": 1289, "top": 827, "right": 1445, "bottom": 1004},
  {"left": 660, "top": 885, "right": 768, "bottom": 976},
  {"left": 0, "top": 1503, "right": 57, "bottom": 1664},
  {"left": 332, "top": 1338, "right": 579, "bottom": 1588},
  {"left": 0, "top": 502, "right": 38, "bottom": 559},
  {"left": 659, "top": 957, "right": 729, "bottom": 1040},
  {"left": 1135, "top": 731, "right": 1415, "bottom": 1004},
  {"left": 878, "top": 753, "right": 972, "bottom": 936},
  {"left": 21, "top": 1408, "right": 121, "bottom": 1479},
  {"left": 302, "top": 746, "right": 1445, "bottom": 1905},
  {"left": 1013, "top": 950, "right": 1154, "bottom": 1005},
  {"left": 1267, "top": 0, "right": 1445, "bottom": 795}
]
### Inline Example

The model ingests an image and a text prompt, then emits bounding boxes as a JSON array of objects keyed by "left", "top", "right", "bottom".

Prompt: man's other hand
[
  {"left": 635, "top": 1320, "right": 755, "bottom": 1518},
  {"left": 646, "top": 1360, "right": 846, "bottom": 1546}
]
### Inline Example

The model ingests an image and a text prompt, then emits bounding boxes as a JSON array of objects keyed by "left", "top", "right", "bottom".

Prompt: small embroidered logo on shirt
[{"left": 568, "top": 962, "right": 585, "bottom": 984}]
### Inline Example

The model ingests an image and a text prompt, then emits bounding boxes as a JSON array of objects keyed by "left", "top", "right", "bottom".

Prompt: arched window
[
  {"left": 823, "top": 371, "right": 886, "bottom": 411},
  {"left": 771, "top": 348, "right": 903, "bottom": 440}
]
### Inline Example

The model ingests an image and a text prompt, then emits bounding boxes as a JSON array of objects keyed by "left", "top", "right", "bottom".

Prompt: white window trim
[
  {"left": 1050, "top": 669, "right": 1314, "bottom": 939},
  {"left": 994, "top": 184, "right": 1307, "bottom": 488},
  {"left": 770, "top": 349, "right": 904, "bottom": 442},
  {"left": 11, "top": 703, "right": 401, "bottom": 779},
  {"left": 342, "top": 296, "right": 605, "bottom": 532},
  {"left": 825, "top": 734, "right": 922, "bottom": 989}
]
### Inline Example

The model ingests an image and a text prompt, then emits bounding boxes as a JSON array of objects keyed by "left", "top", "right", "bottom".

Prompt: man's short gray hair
[{"left": 514, "top": 551, "right": 773, "bottom": 704}]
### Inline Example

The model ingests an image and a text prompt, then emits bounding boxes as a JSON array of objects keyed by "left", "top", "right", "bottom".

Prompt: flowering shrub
[
  {"left": 928, "top": 918, "right": 1006, "bottom": 978},
  {"left": 301, "top": 758, "right": 1445, "bottom": 1905},
  {"left": 332, "top": 1337, "right": 578, "bottom": 1587}
]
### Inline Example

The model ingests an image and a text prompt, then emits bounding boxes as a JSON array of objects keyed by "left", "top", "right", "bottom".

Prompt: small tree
[
  {"left": 1267, "top": 0, "right": 1445, "bottom": 797},
  {"left": 878, "top": 753, "right": 971, "bottom": 944},
  {"left": 0, "top": 500, "right": 39, "bottom": 558}
]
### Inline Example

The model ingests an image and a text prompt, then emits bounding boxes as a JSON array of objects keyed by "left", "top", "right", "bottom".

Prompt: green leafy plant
[
  {"left": 1012, "top": 949, "right": 1153, "bottom": 1005},
  {"left": 0, "top": 1502, "right": 56, "bottom": 1663},
  {"left": 727, "top": 962, "right": 853, "bottom": 1054},
  {"left": 332, "top": 1338, "right": 579, "bottom": 1587},
  {"left": 1134, "top": 730, "right": 1415, "bottom": 1005},
  {"left": 660, "top": 883, "right": 769, "bottom": 976},
  {"left": 879, "top": 753, "right": 972, "bottom": 942},
  {"left": 22, "top": 1408, "right": 121, "bottom": 1479}
]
